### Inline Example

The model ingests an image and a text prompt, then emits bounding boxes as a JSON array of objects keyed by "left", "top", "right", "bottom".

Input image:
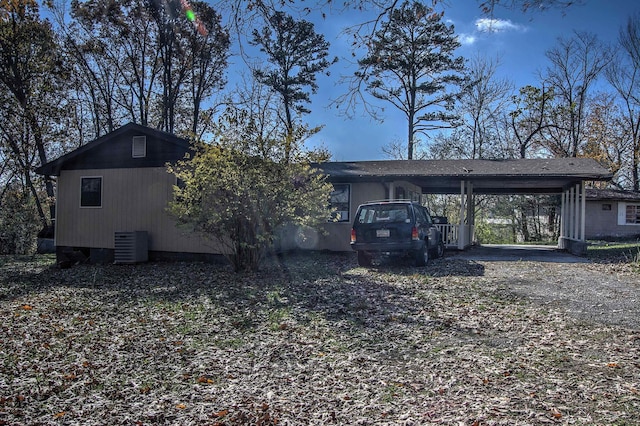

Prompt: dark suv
[{"left": 350, "top": 201, "right": 444, "bottom": 267}]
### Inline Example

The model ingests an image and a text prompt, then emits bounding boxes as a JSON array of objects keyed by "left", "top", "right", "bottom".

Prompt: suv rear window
[{"left": 356, "top": 204, "right": 411, "bottom": 224}]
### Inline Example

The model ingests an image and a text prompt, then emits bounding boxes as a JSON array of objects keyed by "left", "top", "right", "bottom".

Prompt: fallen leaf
[
  {"left": 212, "top": 409, "right": 229, "bottom": 418},
  {"left": 607, "top": 362, "right": 620, "bottom": 368},
  {"left": 21, "top": 304, "right": 33, "bottom": 311},
  {"left": 197, "top": 375, "right": 214, "bottom": 384},
  {"left": 54, "top": 412, "right": 66, "bottom": 418},
  {"left": 550, "top": 407, "right": 562, "bottom": 419},
  {"left": 176, "top": 403, "right": 186, "bottom": 410}
]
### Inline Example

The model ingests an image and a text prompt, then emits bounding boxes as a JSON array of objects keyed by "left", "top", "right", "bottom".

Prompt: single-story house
[
  {"left": 585, "top": 188, "right": 640, "bottom": 240},
  {"left": 35, "top": 123, "right": 216, "bottom": 263},
  {"left": 36, "top": 123, "right": 613, "bottom": 263}
]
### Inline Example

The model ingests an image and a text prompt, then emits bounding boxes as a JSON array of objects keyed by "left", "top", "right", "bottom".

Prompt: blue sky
[{"left": 263, "top": 0, "right": 640, "bottom": 161}]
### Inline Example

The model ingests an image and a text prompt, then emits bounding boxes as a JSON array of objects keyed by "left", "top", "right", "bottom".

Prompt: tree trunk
[
  {"left": 27, "top": 111, "right": 55, "bottom": 224},
  {"left": 407, "top": 113, "right": 415, "bottom": 160}
]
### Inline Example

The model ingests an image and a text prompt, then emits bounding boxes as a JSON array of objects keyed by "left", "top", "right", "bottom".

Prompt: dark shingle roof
[
  {"left": 586, "top": 188, "right": 640, "bottom": 201},
  {"left": 319, "top": 158, "right": 610, "bottom": 179},
  {"left": 317, "top": 158, "right": 612, "bottom": 195}
]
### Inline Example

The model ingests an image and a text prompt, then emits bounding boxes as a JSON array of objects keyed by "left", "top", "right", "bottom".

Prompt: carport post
[
  {"left": 459, "top": 180, "right": 465, "bottom": 250},
  {"left": 559, "top": 191, "right": 566, "bottom": 240},
  {"left": 467, "top": 181, "right": 474, "bottom": 244},
  {"left": 569, "top": 186, "right": 575, "bottom": 240},
  {"left": 580, "top": 182, "right": 586, "bottom": 241}
]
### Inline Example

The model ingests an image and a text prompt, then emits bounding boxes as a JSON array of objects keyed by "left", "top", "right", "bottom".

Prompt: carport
[{"left": 320, "top": 158, "right": 613, "bottom": 254}]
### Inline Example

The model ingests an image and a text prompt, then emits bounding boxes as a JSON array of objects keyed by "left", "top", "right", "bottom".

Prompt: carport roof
[{"left": 318, "top": 158, "right": 613, "bottom": 194}]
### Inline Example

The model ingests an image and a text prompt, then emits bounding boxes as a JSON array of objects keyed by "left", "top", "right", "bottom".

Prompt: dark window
[
  {"left": 414, "top": 206, "right": 431, "bottom": 225},
  {"left": 81, "top": 177, "right": 102, "bottom": 207},
  {"left": 626, "top": 204, "right": 640, "bottom": 224},
  {"left": 602, "top": 203, "right": 612, "bottom": 211},
  {"left": 330, "top": 184, "right": 350, "bottom": 222},
  {"left": 357, "top": 204, "right": 410, "bottom": 224}
]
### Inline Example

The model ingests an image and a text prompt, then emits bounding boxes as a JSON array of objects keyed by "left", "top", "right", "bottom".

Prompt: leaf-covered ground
[{"left": 0, "top": 252, "right": 638, "bottom": 425}]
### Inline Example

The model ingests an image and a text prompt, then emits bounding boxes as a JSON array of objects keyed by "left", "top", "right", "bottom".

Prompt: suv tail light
[
  {"left": 411, "top": 226, "right": 419, "bottom": 241},
  {"left": 350, "top": 228, "right": 357, "bottom": 244}
]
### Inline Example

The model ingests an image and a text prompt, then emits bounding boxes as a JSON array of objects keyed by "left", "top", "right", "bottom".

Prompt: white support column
[
  {"left": 574, "top": 183, "right": 580, "bottom": 241},
  {"left": 559, "top": 190, "right": 566, "bottom": 239},
  {"left": 580, "top": 182, "right": 586, "bottom": 241},
  {"left": 459, "top": 180, "right": 466, "bottom": 250},
  {"left": 467, "top": 182, "right": 474, "bottom": 245},
  {"left": 568, "top": 186, "right": 575, "bottom": 240}
]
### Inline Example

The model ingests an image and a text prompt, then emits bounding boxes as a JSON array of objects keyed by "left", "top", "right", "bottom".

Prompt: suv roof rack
[{"left": 363, "top": 199, "right": 417, "bottom": 204}]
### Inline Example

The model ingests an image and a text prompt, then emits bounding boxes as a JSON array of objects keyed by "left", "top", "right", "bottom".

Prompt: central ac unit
[{"left": 114, "top": 231, "right": 148, "bottom": 264}]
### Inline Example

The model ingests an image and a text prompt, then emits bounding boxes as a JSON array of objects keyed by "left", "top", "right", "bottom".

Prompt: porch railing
[{"left": 435, "top": 224, "right": 474, "bottom": 249}]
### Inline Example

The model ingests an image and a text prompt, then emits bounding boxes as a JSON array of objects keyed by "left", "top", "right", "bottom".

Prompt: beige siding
[
  {"left": 586, "top": 200, "right": 640, "bottom": 239},
  {"left": 56, "top": 168, "right": 218, "bottom": 253}
]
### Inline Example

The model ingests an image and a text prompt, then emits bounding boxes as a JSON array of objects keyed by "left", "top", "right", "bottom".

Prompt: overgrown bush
[
  {"left": 0, "top": 187, "right": 41, "bottom": 254},
  {"left": 168, "top": 143, "right": 333, "bottom": 272}
]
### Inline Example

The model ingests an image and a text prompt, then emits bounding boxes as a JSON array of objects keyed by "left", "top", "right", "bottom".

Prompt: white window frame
[
  {"left": 132, "top": 136, "right": 147, "bottom": 158},
  {"left": 80, "top": 176, "right": 103, "bottom": 208},
  {"left": 618, "top": 202, "right": 640, "bottom": 225}
]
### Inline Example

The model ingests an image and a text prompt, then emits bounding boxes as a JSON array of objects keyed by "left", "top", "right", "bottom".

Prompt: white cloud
[
  {"left": 475, "top": 18, "right": 525, "bottom": 33},
  {"left": 457, "top": 34, "right": 477, "bottom": 45}
]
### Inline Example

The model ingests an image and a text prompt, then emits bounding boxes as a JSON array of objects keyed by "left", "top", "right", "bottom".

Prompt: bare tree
[
  {"left": 457, "top": 55, "right": 513, "bottom": 159},
  {"left": 583, "top": 92, "right": 630, "bottom": 188},
  {"left": 541, "top": 31, "right": 612, "bottom": 157},
  {"left": 508, "top": 85, "right": 555, "bottom": 158},
  {"left": 606, "top": 13, "right": 640, "bottom": 190}
]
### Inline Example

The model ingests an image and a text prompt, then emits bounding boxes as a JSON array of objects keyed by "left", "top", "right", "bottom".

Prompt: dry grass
[{"left": 0, "top": 251, "right": 638, "bottom": 425}]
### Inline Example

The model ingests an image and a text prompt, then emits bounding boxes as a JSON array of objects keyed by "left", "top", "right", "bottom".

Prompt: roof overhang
[{"left": 317, "top": 158, "right": 613, "bottom": 195}]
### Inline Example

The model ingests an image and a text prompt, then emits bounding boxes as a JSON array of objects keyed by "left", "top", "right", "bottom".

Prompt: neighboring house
[
  {"left": 585, "top": 188, "right": 640, "bottom": 240},
  {"left": 37, "top": 124, "right": 612, "bottom": 263}
]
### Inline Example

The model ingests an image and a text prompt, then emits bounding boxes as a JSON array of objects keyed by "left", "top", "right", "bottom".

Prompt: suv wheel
[
  {"left": 414, "top": 245, "right": 428, "bottom": 267},
  {"left": 357, "top": 251, "right": 372, "bottom": 267},
  {"left": 431, "top": 240, "right": 444, "bottom": 258}
]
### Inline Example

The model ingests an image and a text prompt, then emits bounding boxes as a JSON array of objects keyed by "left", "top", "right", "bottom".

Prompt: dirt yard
[{"left": 0, "top": 251, "right": 638, "bottom": 425}]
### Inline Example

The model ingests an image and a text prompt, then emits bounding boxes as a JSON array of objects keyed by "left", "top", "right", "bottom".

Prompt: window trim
[
  {"left": 618, "top": 202, "right": 640, "bottom": 225},
  {"left": 330, "top": 183, "right": 351, "bottom": 222},
  {"left": 132, "top": 136, "right": 147, "bottom": 158},
  {"left": 80, "top": 176, "right": 103, "bottom": 208}
]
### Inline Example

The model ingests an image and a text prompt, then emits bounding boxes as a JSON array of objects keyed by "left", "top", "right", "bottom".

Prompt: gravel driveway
[{"left": 451, "top": 245, "right": 640, "bottom": 329}]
